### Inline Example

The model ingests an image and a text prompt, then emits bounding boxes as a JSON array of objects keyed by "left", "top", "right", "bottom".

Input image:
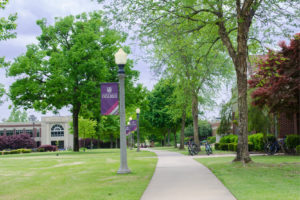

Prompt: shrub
[
  {"left": 0, "top": 134, "right": 36, "bottom": 150},
  {"left": 207, "top": 136, "right": 216, "bottom": 144},
  {"left": 296, "top": 145, "right": 300, "bottom": 154},
  {"left": 220, "top": 143, "right": 228, "bottom": 151},
  {"left": 285, "top": 135, "right": 300, "bottom": 150},
  {"left": 18, "top": 149, "right": 31, "bottom": 153},
  {"left": 248, "top": 142, "right": 254, "bottom": 152},
  {"left": 228, "top": 143, "right": 237, "bottom": 151},
  {"left": 38, "top": 145, "right": 57, "bottom": 152},
  {"left": 214, "top": 143, "right": 220, "bottom": 150},
  {"left": 248, "top": 133, "right": 264, "bottom": 151},
  {"left": 220, "top": 135, "right": 238, "bottom": 143}
]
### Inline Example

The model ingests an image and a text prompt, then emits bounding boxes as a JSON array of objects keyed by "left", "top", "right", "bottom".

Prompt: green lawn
[
  {"left": 153, "top": 146, "right": 235, "bottom": 155},
  {"left": 196, "top": 155, "right": 300, "bottom": 200},
  {"left": 0, "top": 149, "right": 157, "bottom": 200}
]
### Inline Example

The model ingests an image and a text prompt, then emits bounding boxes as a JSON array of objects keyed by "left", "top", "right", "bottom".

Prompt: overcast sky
[{"left": 0, "top": 0, "right": 161, "bottom": 121}]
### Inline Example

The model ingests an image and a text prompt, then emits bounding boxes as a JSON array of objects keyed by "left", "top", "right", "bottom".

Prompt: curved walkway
[{"left": 141, "top": 149, "right": 236, "bottom": 200}]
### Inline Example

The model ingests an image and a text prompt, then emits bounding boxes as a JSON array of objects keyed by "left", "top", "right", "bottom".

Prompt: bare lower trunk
[
  {"left": 97, "top": 135, "right": 100, "bottom": 148},
  {"left": 192, "top": 92, "right": 200, "bottom": 146},
  {"left": 72, "top": 102, "right": 80, "bottom": 152},
  {"left": 179, "top": 106, "right": 186, "bottom": 149}
]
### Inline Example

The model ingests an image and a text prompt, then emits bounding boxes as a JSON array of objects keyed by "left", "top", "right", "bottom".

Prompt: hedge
[
  {"left": 1, "top": 148, "right": 32, "bottom": 155},
  {"left": 220, "top": 135, "right": 238, "bottom": 143},
  {"left": 215, "top": 143, "right": 220, "bottom": 150},
  {"left": 285, "top": 135, "right": 300, "bottom": 150},
  {"left": 296, "top": 145, "right": 300, "bottom": 154}
]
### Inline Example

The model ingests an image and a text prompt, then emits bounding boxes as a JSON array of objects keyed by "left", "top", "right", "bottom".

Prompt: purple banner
[
  {"left": 130, "top": 120, "right": 137, "bottom": 132},
  {"left": 101, "top": 83, "right": 119, "bottom": 115},
  {"left": 126, "top": 125, "right": 131, "bottom": 136}
]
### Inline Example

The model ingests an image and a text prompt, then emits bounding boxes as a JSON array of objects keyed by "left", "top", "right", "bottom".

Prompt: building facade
[{"left": 0, "top": 116, "right": 73, "bottom": 149}]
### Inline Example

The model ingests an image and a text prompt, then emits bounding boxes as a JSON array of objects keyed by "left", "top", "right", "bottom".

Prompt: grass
[
  {"left": 0, "top": 149, "right": 157, "bottom": 200},
  {"left": 195, "top": 155, "right": 300, "bottom": 200},
  {"left": 153, "top": 146, "right": 236, "bottom": 155}
]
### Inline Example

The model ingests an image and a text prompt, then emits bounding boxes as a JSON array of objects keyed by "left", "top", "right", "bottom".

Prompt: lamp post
[
  {"left": 136, "top": 108, "right": 140, "bottom": 152},
  {"left": 115, "top": 48, "right": 131, "bottom": 174}
]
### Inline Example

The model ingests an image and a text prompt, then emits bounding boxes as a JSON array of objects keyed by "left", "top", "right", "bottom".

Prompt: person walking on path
[{"left": 141, "top": 149, "right": 236, "bottom": 200}]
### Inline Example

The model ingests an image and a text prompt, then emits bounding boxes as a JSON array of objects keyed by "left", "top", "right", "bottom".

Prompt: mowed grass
[
  {"left": 153, "top": 146, "right": 235, "bottom": 155},
  {"left": 0, "top": 149, "right": 157, "bottom": 200},
  {"left": 196, "top": 155, "right": 300, "bottom": 200}
]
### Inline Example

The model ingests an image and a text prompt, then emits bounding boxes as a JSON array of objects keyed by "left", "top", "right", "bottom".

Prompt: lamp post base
[{"left": 117, "top": 168, "right": 131, "bottom": 174}]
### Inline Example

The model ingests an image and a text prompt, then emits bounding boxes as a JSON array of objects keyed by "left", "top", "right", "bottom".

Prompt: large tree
[
  {"left": 8, "top": 12, "right": 135, "bottom": 151},
  {"left": 0, "top": 0, "right": 17, "bottom": 102},
  {"left": 104, "top": 0, "right": 300, "bottom": 163}
]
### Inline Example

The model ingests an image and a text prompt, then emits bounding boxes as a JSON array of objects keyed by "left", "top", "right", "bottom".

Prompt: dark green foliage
[
  {"left": 214, "top": 143, "right": 220, "bottom": 150},
  {"left": 296, "top": 145, "right": 300, "bottom": 154},
  {"left": 228, "top": 143, "right": 237, "bottom": 152},
  {"left": 184, "top": 121, "right": 212, "bottom": 141},
  {"left": 248, "top": 142, "right": 254, "bottom": 152},
  {"left": 220, "top": 143, "right": 228, "bottom": 151},
  {"left": 285, "top": 135, "right": 300, "bottom": 150}
]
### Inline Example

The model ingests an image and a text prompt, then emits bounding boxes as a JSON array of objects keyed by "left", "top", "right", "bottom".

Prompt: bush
[
  {"left": 0, "top": 134, "right": 36, "bottom": 150},
  {"left": 214, "top": 143, "right": 220, "bottom": 150},
  {"left": 296, "top": 145, "right": 300, "bottom": 154},
  {"left": 220, "top": 135, "right": 238, "bottom": 143},
  {"left": 248, "top": 133, "right": 264, "bottom": 151},
  {"left": 285, "top": 135, "right": 300, "bottom": 150},
  {"left": 228, "top": 143, "right": 237, "bottom": 151},
  {"left": 18, "top": 149, "right": 31, "bottom": 153},
  {"left": 248, "top": 142, "right": 254, "bottom": 152},
  {"left": 207, "top": 136, "right": 216, "bottom": 144},
  {"left": 220, "top": 143, "right": 228, "bottom": 151},
  {"left": 38, "top": 145, "right": 57, "bottom": 152}
]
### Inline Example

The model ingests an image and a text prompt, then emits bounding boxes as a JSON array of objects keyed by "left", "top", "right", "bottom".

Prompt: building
[{"left": 0, "top": 116, "right": 73, "bottom": 149}]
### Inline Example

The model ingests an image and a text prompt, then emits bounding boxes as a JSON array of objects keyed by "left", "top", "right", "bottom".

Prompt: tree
[
  {"left": 0, "top": 0, "right": 17, "bottom": 102},
  {"left": 104, "top": 0, "right": 300, "bottom": 163},
  {"left": 8, "top": 12, "right": 134, "bottom": 151},
  {"left": 70, "top": 117, "right": 97, "bottom": 148},
  {"left": 5, "top": 107, "right": 28, "bottom": 122},
  {"left": 248, "top": 33, "right": 300, "bottom": 115}
]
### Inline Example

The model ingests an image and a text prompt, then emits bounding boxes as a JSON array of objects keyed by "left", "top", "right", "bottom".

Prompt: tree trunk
[
  {"left": 217, "top": 4, "right": 253, "bottom": 163},
  {"left": 233, "top": 14, "right": 251, "bottom": 163},
  {"left": 115, "top": 138, "right": 118, "bottom": 148},
  {"left": 179, "top": 106, "right": 186, "bottom": 149},
  {"left": 173, "top": 129, "right": 177, "bottom": 148},
  {"left": 72, "top": 102, "right": 80, "bottom": 152},
  {"left": 192, "top": 91, "right": 200, "bottom": 146},
  {"left": 167, "top": 129, "right": 171, "bottom": 146}
]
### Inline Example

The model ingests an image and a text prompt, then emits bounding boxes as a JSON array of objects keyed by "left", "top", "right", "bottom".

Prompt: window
[
  {"left": 6, "top": 130, "right": 13, "bottom": 136},
  {"left": 26, "top": 130, "right": 33, "bottom": 137},
  {"left": 36, "top": 129, "right": 40, "bottom": 137},
  {"left": 0, "top": 131, "right": 3, "bottom": 136},
  {"left": 16, "top": 130, "right": 23, "bottom": 135},
  {"left": 51, "top": 141, "right": 64, "bottom": 149},
  {"left": 51, "top": 124, "right": 64, "bottom": 137}
]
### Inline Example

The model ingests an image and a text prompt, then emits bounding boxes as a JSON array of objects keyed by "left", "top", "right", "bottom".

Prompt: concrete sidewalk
[{"left": 141, "top": 149, "right": 236, "bottom": 200}]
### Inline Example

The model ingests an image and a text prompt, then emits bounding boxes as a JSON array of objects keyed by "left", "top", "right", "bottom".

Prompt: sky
[{"left": 0, "top": 0, "right": 233, "bottom": 121}]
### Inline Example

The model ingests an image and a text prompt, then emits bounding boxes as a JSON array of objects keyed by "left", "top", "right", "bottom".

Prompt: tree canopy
[
  {"left": 8, "top": 12, "right": 138, "bottom": 151},
  {"left": 248, "top": 33, "right": 300, "bottom": 115}
]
